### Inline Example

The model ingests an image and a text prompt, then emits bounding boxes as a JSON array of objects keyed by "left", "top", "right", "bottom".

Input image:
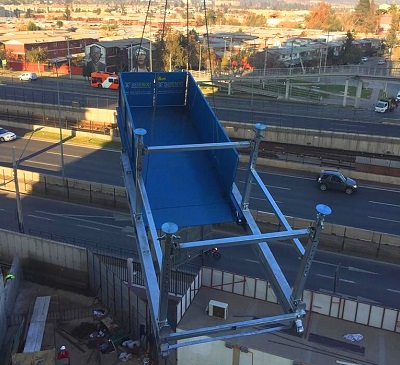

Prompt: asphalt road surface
[
  {"left": 1, "top": 76, "right": 400, "bottom": 137},
  {"left": 0, "top": 136, "right": 399, "bottom": 235},
  {"left": 0, "top": 191, "right": 398, "bottom": 310}
]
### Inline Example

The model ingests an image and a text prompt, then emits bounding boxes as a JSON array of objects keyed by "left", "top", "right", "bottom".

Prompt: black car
[{"left": 316, "top": 170, "right": 357, "bottom": 195}]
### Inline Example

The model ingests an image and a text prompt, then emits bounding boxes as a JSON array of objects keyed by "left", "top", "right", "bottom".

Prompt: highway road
[
  {"left": 0, "top": 136, "right": 399, "bottom": 236},
  {"left": 0, "top": 190, "right": 399, "bottom": 310},
  {"left": 1, "top": 76, "right": 400, "bottom": 137}
]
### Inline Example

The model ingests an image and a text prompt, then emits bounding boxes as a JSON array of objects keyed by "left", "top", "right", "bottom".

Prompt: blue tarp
[{"left": 117, "top": 72, "right": 239, "bottom": 228}]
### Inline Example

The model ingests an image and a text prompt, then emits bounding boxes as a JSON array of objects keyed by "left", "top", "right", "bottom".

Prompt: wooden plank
[
  {"left": 31, "top": 296, "right": 51, "bottom": 322},
  {"left": 23, "top": 296, "right": 51, "bottom": 353}
]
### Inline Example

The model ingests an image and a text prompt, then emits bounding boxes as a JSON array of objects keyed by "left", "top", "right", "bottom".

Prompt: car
[
  {"left": 18, "top": 72, "right": 37, "bottom": 81},
  {"left": 316, "top": 170, "right": 357, "bottom": 195},
  {"left": 362, "top": 56, "right": 368, "bottom": 62},
  {"left": 0, "top": 127, "right": 17, "bottom": 142},
  {"left": 377, "top": 59, "right": 385, "bottom": 65},
  {"left": 396, "top": 91, "right": 400, "bottom": 102}
]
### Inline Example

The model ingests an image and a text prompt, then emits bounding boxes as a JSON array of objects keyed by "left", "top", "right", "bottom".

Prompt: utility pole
[
  {"left": 199, "top": 43, "right": 202, "bottom": 72},
  {"left": 12, "top": 147, "right": 24, "bottom": 233}
]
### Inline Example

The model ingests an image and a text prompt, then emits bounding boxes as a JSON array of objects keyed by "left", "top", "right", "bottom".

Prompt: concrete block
[
  {"left": 244, "top": 277, "right": 255, "bottom": 298},
  {"left": 345, "top": 227, "right": 373, "bottom": 241},
  {"left": 355, "top": 303, "right": 370, "bottom": 325},
  {"left": 369, "top": 306, "right": 384, "bottom": 328},
  {"left": 382, "top": 309, "right": 398, "bottom": 331},
  {"left": 342, "top": 300, "right": 357, "bottom": 322},
  {"left": 311, "top": 293, "right": 331, "bottom": 316}
]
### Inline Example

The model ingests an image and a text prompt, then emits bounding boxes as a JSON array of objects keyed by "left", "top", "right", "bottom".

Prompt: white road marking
[
  {"left": 313, "top": 260, "right": 337, "bottom": 267},
  {"left": 77, "top": 224, "right": 102, "bottom": 231},
  {"left": 368, "top": 216, "right": 400, "bottom": 224},
  {"left": 126, "top": 234, "right": 136, "bottom": 238},
  {"left": 316, "top": 274, "right": 333, "bottom": 279},
  {"left": 22, "top": 161, "right": 60, "bottom": 167},
  {"left": 35, "top": 210, "right": 124, "bottom": 229},
  {"left": 27, "top": 214, "right": 54, "bottom": 221},
  {"left": 387, "top": 288, "right": 400, "bottom": 294},
  {"left": 347, "top": 266, "right": 379, "bottom": 275},
  {"left": 369, "top": 200, "right": 400, "bottom": 208},
  {"left": 46, "top": 151, "right": 82, "bottom": 158},
  {"left": 250, "top": 196, "right": 283, "bottom": 204},
  {"left": 244, "top": 259, "right": 260, "bottom": 264},
  {"left": 340, "top": 279, "right": 356, "bottom": 284},
  {"left": 315, "top": 274, "right": 355, "bottom": 283},
  {"left": 238, "top": 179, "right": 291, "bottom": 190}
]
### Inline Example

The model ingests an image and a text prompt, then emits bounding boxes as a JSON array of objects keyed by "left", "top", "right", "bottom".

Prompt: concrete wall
[
  {"left": 1, "top": 165, "right": 399, "bottom": 258},
  {"left": 224, "top": 121, "right": 400, "bottom": 156},
  {"left": 1, "top": 102, "right": 400, "bottom": 157},
  {"left": 1, "top": 100, "right": 116, "bottom": 124},
  {"left": 198, "top": 267, "right": 400, "bottom": 333},
  {"left": 0, "top": 229, "right": 88, "bottom": 291},
  {"left": 177, "top": 334, "right": 292, "bottom": 365}
]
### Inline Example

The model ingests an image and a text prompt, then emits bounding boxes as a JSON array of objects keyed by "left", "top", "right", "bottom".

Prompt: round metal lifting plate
[
  {"left": 161, "top": 222, "right": 178, "bottom": 234},
  {"left": 316, "top": 204, "right": 332, "bottom": 216}
]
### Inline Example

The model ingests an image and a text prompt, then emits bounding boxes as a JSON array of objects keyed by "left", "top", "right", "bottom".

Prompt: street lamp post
[
  {"left": 12, "top": 127, "right": 44, "bottom": 233},
  {"left": 55, "top": 61, "right": 66, "bottom": 183},
  {"left": 263, "top": 39, "right": 268, "bottom": 77},
  {"left": 324, "top": 30, "right": 330, "bottom": 73},
  {"left": 12, "top": 147, "right": 24, "bottom": 233},
  {"left": 65, "top": 36, "right": 72, "bottom": 79}
]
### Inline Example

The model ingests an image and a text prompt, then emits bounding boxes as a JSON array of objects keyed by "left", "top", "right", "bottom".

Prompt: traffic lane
[
  {"left": 0, "top": 191, "right": 137, "bottom": 254},
  {"left": 217, "top": 109, "right": 400, "bottom": 137},
  {"left": 0, "top": 137, "right": 123, "bottom": 186},
  {"left": 236, "top": 170, "right": 400, "bottom": 235},
  {"left": 0, "top": 81, "right": 116, "bottom": 109}
]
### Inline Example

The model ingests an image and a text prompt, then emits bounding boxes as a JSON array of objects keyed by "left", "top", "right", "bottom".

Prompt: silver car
[
  {"left": 18, "top": 72, "right": 38, "bottom": 81},
  {"left": 0, "top": 128, "right": 17, "bottom": 142}
]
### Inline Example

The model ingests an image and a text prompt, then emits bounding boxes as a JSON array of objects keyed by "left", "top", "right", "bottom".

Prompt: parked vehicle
[
  {"left": 18, "top": 72, "right": 37, "bottom": 81},
  {"left": 396, "top": 91, "right": 400, "bottom": 102},
  {"left": 0, "top": 127, "right": 17, "bottom": 142},
  {"left": 362, "top": 56, "right": 368, "bottom": 62},
  {"left": 374, "top": 98, "right": 397, "bottom": 113},
  {"left": 90, "top": 72, "right": 119, "bottom": 89},
  {"left": 316, "top": 170, "right": 357, "bottom": 195}
]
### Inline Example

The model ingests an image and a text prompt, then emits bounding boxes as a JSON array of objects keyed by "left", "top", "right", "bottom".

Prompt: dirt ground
[{"left": 8, "top": 280, "right": 153, "bottom": 365}]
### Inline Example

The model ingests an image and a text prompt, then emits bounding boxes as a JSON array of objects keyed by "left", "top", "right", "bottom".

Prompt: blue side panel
[
  {"left": 186, "top": 74, "right": 238, "bottom": 193},
  {"left": 120, "top": 72, "right": 155, "bottom": 107},
  {"left": 155, "top": 72, "right": 186, "bottom": 106},
  {"left": 117, "top": 71, "right": 238, "bottom": 228}
]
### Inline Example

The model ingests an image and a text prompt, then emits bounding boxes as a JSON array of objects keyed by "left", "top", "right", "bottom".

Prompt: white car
[
  {"left": 0, "top": 128, "right": 17, "bottom": 142},
  {"left": 362, "top": 56, "right": 368, "bottom": 62},
  {"left": 18, "top": 72, "right": 38, "bottom": 81}
]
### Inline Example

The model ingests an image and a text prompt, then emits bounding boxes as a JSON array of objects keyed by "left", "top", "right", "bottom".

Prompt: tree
[
  {"left": 25, "top": 47, "right": 48, "bottom": 74},
  {"left": 244, "top": 14, "right": 266, "bottom": 27},
  {"left": 352, "top": 0, "right": 378, "bottom": 34},
  {"left": 63, "top": 5, "right": 71, "bottom": 21},
  {"left": 338, "top": 31, "right": 362, "bottom": 64},
  {"left": 27, "top": 21, "right": 40, "bottom": 31},
  {"left": 305, "top": 2, "right": 341, "bottom": 30},
  {"left": 386, "top": 7, "right": 399, "bottom": 55},
  {"left": 56, "top": 20, "right": 63, "bottom": 29}
]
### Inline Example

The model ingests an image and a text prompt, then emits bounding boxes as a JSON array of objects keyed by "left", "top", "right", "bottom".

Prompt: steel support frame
[{"left": 121, "top": 124, "right": 330, "bottom": 356}]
